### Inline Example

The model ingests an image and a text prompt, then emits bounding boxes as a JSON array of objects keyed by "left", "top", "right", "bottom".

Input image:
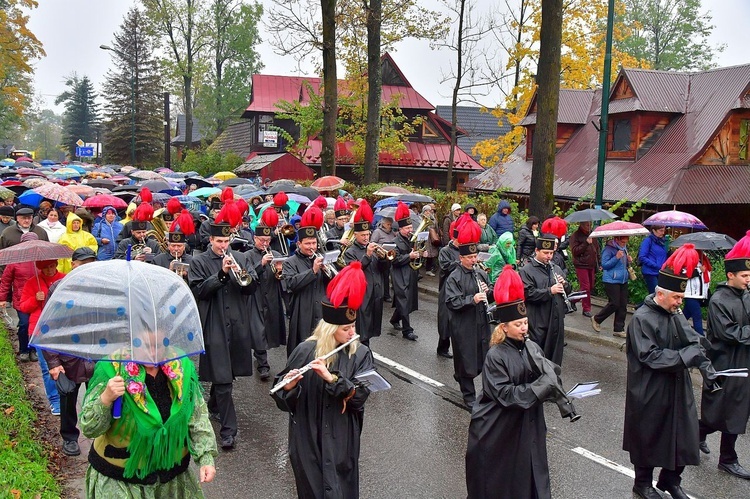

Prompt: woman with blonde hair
[{"left": 273, "top": 262, "right": 375, "bottom": 499}]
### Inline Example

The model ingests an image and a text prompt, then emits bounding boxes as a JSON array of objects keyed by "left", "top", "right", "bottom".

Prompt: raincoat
[
  {"left": 488, "top": 200, "right": 514, "bottom": 237},
  {"left": 486, "top": 232, "right": 516, "bottom": 282},
  {"left": 57, "top": 213, "right": 98, "bottom": 273},
  {"left": 92, "top": 206, "right": 124, "bottom": 261}
]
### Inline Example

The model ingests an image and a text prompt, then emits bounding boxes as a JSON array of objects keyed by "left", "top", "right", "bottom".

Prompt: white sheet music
[
  {"left": 477, "top": 251, "right": 492, "bottom": 262},
  {"left": 355, "top": 369, "right": 391, "bottom": 392},
  {"left": 567, "top": 381, "right": 601, "bottom": 399},
  {"left": 322, "top": 250, "right": 340, "bottom": 265},
  {"left": 415, "top": 231, "right": 429, "bottom": 242}
]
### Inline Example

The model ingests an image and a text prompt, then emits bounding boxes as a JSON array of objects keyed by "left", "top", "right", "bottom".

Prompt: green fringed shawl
[{"left": 88, "top": 358, "right": 200, "bottom": 479}]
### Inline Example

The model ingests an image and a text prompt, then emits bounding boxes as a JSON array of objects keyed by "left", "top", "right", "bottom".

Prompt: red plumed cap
[
  {"left": 726, "top": 230, "right": 750, "bottom": 259},
  {"left": 215, "top": 201, "right": 242, "bottom": 228},
  {"left": 662, "top": 243, "right": 699, "bottom": 277},
  {"left": 327, "top": 261, "right": 367, "bottom": 310},
  {"left": 301, "top": 205, "right": 324, "bottom": 230},
  {"left": 261, "top": 208, "right": 279, "bottom": 228},
  {"left": 236, "top": 198, "right": 249, "bottom": 216},
  {"left": 313, "top": 195, "right": 328, "bottom": 210},
  {"left": 457, "top": 220, "right": 481, "bottom": 245},
  {"left": 166, "top": 197, "right": 182, "bottom": 215},
  {"left": 334, "top": 196, "right": 347, "bottom": 211},
  {"left": 493, "top": 265, "right": 525, "bottom": 304},
  {"left": 221, "top": 187, "right": 234, "bottom": 204},
  {"left": 455, "top": 212, "right": 473, "bottom": 231},
  {"left": 132, "top": 202, "right": 154, "bottom": 222},
  {"left": 170, "top": 209, "right": 195, "bottom": 236},
  {"left": 542, "top": 216, "right": 567, "bottom": 239},
  {"left": 139, "top": 187, "right": 152, "bottom": 204},
  {"left": 354, "top": 200, "right": 373, "bottom": 223},
  {"left": 394, "top": 201, "right": 410, "bottom": 222},
  {"left": 273, "top": 192, "right": 288, "bottom": 207}
]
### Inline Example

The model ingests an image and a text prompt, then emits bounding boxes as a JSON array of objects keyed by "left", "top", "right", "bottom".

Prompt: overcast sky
[{"left": 28, "top": 0, "right": 749, "bottom": 114}]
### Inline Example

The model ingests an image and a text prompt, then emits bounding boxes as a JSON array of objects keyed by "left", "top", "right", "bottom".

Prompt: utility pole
[{"left": 164, "top": 92, "right": 171, "bottom": 169}]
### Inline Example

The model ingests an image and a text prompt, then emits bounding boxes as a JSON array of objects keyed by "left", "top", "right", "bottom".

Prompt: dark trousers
[
  {"left": 635, "top": 465, "right": 684, "bottom": 488},
  {"left": 595, "top": 282, "right": 628, "bottom": 332},
  {"left": 390, "top": 308, "right": 413, "bottom": 335},
  {"left": 208, "top": 383, "right": 237, "bottom": 439},
  {"left": 60, "top": 383, "right": 83, "bottom": 443},
  {"left": 454, "top": 374, "right": 476, "bottom": 406},
  {"left": 425, "top": 257, "right": 436, "bottom": 272},
  {"left": 15, "top": 310, "right": 30, "bottom": 353},
  {"left": 254, "top": 350, "right": 269, "bottom": 370},
  {"left": 437, "top": 336, "right": 451, "bottom": 355},
  {"left": 574, "top": 267, "right": 595, "bottom": 313},
  {"left": 683, "top": 298, "right": 704, "bottom": 335},
  {"left": 700, "top": 422, "right": 739, "bottom": 464}
]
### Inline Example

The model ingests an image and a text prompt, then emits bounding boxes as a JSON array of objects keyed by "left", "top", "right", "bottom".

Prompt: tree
[
  {"left": 24, "top": 108, "right": 63, "bottom": 161},
  {"left": 615, "top": 0, "right": 723, "bottom": 71},
  {"left": 362, "top": 0, "right": 381, "bottom": 184},
  {"left": 320, "top": 0, "right": 337, "bottom": 175},
  {"left": 55, "top": 74, "right": 100, "bottom": 158},
  {"left": 102, "top": 7, "right": 165, "bottom": 166},
  {"left": 0, "top": 0, "right": 45, "bottom": 139},
  {"left": 194, "top": 0, "right": 263, "bottom": 139}
]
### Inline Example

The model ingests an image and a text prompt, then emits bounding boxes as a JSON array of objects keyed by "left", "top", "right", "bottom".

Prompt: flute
[{"left": 270, "top": 335, "right": 360, "bottom": 394}]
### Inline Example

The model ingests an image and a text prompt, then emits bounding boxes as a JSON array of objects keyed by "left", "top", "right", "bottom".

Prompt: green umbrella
[{"left": 0, "top": 186, "right": 16, "bottom": 201}]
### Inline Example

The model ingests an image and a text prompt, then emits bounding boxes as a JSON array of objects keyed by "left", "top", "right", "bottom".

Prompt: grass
[{"left": 0, "top": 325, "right": 61, "bottom": 499}]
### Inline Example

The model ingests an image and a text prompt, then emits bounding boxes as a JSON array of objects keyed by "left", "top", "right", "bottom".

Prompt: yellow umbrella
[{"left": 213, "top": 171, "right": 237, "bottom": 181}]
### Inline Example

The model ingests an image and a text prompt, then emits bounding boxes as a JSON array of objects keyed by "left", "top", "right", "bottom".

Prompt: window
[
  {"left": 612, "top": 119, "right": 631, "bottom": 151},
  {"left": 740, "top": 119, "right": 749, "bottom": 161}
]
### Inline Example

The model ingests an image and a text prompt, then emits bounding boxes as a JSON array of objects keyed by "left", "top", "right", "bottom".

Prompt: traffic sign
[
  {"left": 76, "top": 146, "right": 95, "bottom": 157},
  {"left": 76, "top": 139, "right": 85, "bottom": 147}
]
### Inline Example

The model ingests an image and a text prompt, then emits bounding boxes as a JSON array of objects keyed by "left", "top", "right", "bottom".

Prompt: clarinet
[
  {"left": 473, "top": 269, "right": 496, "bottom": 320},
  {"left": 551, "top": 266, "right": 575, "bottom": 314}
]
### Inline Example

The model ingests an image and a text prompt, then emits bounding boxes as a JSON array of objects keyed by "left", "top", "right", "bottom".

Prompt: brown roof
[
  {"left": 467, "top": 64, "right": 750, "bottom": 205},
  {"left": 207, "top": 120, "right": 255, "bottom": 158},
  {"left": 518, "top": 89, "right": 595, "bottom": 126}
]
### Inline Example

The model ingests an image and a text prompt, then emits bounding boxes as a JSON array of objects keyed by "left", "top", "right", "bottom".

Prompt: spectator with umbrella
[
  {"left": 36, "top": 208, "right": 67, "bottom": 243},
  {"left": 570, "top": 221, "right": 599, "bottom": 318},
  {"left": 637, "top": 225, "right": 669, "bottom": 297},
  {"left": 92, "top": 206, "right": 123, "bottom": 261},
  {"left": 57, "top": 212, "right": 98, "bottom": 273},
  {"left": 0, "top": 207, "right": 49, "bottom": 248}
]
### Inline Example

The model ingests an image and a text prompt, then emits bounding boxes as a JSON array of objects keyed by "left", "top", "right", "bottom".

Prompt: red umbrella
[
  {"left": 0, "top": 240, "right": 73, "bottom": 266},
  {"left": 311, "top": 175, "right": 346, "bottom": 192},
  {"left": 14, "top": 156, "right": 33, "bottom": 163},
  {"left": 83, "top": 194, "right": 128, "bottom": 210}
]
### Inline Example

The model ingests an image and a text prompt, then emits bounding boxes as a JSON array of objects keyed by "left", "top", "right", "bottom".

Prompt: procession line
[{"left": 372, "top": 352, "right": 445, "bottom": 388}]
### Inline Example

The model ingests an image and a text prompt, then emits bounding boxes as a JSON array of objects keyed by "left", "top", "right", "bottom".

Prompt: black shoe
[
  {"left": 718, "top": 462, "right": 750, "bottom": 480},
  {"left": 699, "top": 440, "right": 710, "bottom": 454},
  {"left": 632, "top": 485, "right": 663, "bottom": 499},
  {"left": 390, "top": 321, "right": 403, "bottom": 331},
  {"left": 62, "top": 440, "right": 81, "bottom": 456},
  {"left": 220, "top": 435, "right": 236, "bottom": 450},
  {"left": 437, "top": 351, "right": 453, "bottom": 359},
  {"left": 582, "top": 311, "right": 592, "bottom": 317},
  {"left": 656, "top": 483, "right": 688, "bottom": 499},
  {"left": 209, "top": 411, "right": 221, "bottom": 422},
  {"left": 29, "top": 350, "right": 38, "bottom": 362},
  {"left": 402, "top": 332, "right": 418, "bottom": 341},
  {"left": 259, "top": 368, "right": 271, "bottom": 381}
]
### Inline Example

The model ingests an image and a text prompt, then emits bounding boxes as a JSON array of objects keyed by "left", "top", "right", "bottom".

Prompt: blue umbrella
[
  {"left": 172, "top": 195, "right": 204, "bottom": 212},
  {"left": 18, "top": 189, "right": 43, "bottom": 207},
  {"left": 188, "top": 187, "right": 221, "bottom": 198},
  {"left": 0, "top": 159, "right": 15, "bottom": 167},
  {"left": 373, "top": 196, "right": 412, "bottom": 209},
  {"left": 39, "top": 160, "right": 56, "bottom": 166}
]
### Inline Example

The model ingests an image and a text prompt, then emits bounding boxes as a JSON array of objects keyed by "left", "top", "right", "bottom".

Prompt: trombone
[
  {"left": 408, "top": 218, "right": 430, "bottom": 270},
  {"left": 221, "top": 249, "right": 253, "bottom": 286},
  {"left": 276, "top": 215, "right": 296, "bottom": 256}
]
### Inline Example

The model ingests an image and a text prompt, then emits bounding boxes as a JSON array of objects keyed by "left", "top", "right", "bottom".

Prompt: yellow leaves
[{"left": 4, "top": 405, "right": 15, "bottom": 416}]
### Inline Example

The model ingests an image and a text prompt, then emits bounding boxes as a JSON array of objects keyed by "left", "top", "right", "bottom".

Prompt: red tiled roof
[{"left": 301, "top": 140, "right": 482, "bottom": 171}]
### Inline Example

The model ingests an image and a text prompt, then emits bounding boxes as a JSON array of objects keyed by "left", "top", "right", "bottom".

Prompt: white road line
[
  {"left": 571, "top": 447, "right": 698, "bottom": 499},
  {"left": 373, "top": 352, "right": 445, "bottom": 388}
]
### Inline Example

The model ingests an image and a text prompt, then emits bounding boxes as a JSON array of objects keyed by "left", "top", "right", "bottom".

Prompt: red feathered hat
[
  {"left": 334, "top": 196, "right": 348, "bottom": 218},
  {"left": 166, "top": 197, "right": 182, "bottom": 215},
  {"left": 658, "top": 243, "right": 699, "bottom": 292},
  {"left": 313, "top": 195, "right": 329, "bottom": 211},
  {"left": 323, "top": 261, "right": 367, "bottom": 325},
  {"left": 542, "top": 216, "right": 567, "bottom": 239},
  {"left": 221, "top": 187, "right": 235, "bottom": 204},
  {"left": 452, "top": 212, "right": 472, "bottom": 238},
  {"left": 132, "top": 200, "right": 154, "bottom": 231},
  {"left": 256, "top": 208, "right": 279, "bottom": 237},
  {"left": 235, "top": 198, "right": 249, "bottom": 217},
  {"left": 214, "top": 201, "right": 242, "bottom": 229},
  {"left": 395, "top": 201, "right": 411, "bottom": 227},
  {"left": 725, "top": 230, "right": 750, "bottom": 274},
  {"left": 457, "top": 220, "right": 481, "bottom": 255},
  {"left": 139, "top": 187, "right": 153, "bottom": 204},
  {"left": 298, "top": 205, "right": 323, "bottom": 241},
  {"left": 168, "top": 209, "right": 196, "bottom": 241},
  {"left": 353, "top": 200, "right": 373, "bottom": 232},
  {"left": 491, "top": 265, "right": 527, "bottom": 324},
  {"left": 273, "top": 192, "right": 288, "bottom": 208}
]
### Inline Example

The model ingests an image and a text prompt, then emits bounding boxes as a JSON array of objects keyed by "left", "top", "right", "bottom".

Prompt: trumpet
[
  {"left": 409, "top": 218, "right": 431, "bottom": 270},
  {"left": 270, "top": 335, "right": 360, "bottom": 394},
  {"left": 266, "top": 248, "right": 284, "bottom": 280},
  {"left": 373, "top": 245, "right": 396, "bottom": 261},
  {"left": 222, "top": 249, "right": 253, "bottom": 286}
]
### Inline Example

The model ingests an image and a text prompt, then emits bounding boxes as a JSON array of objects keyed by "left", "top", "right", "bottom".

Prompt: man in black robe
[
  {"left": 445, "top": 231, "right": 492, "bottom": 407},
  {"left": 113, "top": 222, "right": 161, "bottom": 261},
  {"left": 624, "top": 261, "right": 715, "bottom": 499},
  {"left": 342, "top": 216, "right": 385, "bottom": 347},
  {"left": 188, "top": 220, "right": 259, "bottom": 449},
  {"left": 151, "top": 231, "right": 193, "bottom": 281},
  {"left": 370, "top": 217, "right": 396, "bottom": 302},
  {"left": 283, "top": 220, "right": 330, "bottom": 356},
  {"left": 389, "top": 204, "right": 420, "bottom": 341},
  {"left": 436, "top": 222, "right": 461, "bottom": 358},
  {"left": 325, "top": 201, "right": 349, "bottom": 245},
  {"left": 698, "top": 242, "right": 750, "bottom": 479},
  {"left": 519, "top": 234, "right": 571, "bottom": 366}
]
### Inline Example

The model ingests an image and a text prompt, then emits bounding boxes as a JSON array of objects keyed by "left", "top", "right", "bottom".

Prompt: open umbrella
[
  {"left": 394, "top": 192, "right": 435, "bottom": 203},
  {"left": 129, "top": 169, "right": 165, "bottom": 180},
  {"left": 219, "top": 177, "right": 251, "bottom": 187},
  {"left": 139, "top": 179, "right": 177, "bottom": 193},
  {"left": 373, "top": 185, "right": 411, "bottom": 197},
  {"left": 0, "top": 239, "right": 73, "bottom": 266},
  {"left": 119, "top": 165, "right": 137, "bottom": 173},
  {"left": 22, "top": 177, "right": 49, "bottom": 189},
  {"left": 185, "top": 177, "right": 212, "bottom": 189},
  {"left": 16, "top": 167, "right": 45, "bottom": 176},
  {"left": 311, "top": 175, "right": 345, "bottom": 192},
  {"left": 643, "top": 210, "right": 707, "bottom": 230},
  {"left": 564, "top": 208, "right": 618, "bottom": 223},
  {"left": 86, "top": 178, "right": 117, "bottom": 189},
  {"left": 33, "top": 182, "right": 84, "bottom": 206},
  {"left": 172, "top": 195, "right": 204, "bottom": 212},
  {"left": 39, "top": 160, "right": 56, "bottom": 166},
  {"left": 30, "top": 260, "right": 204, "bottom": 366},
  {"left": 188, "top": 186, "right": 221, "bottom": 198},
  {"left": 266, "top": 181, "right": 296, "bottom": 195},
  {"left": 590, "top": 221, "right": 650, "bottom": 238},
  {"left": 83, "top": 194, "right": 129, "bottom": 210},
  {"left": 0, "top": 186, "right": 15, "bottom": 201},
  {"left": 14, "top": 156, "right": 33, "bottom": 163},
  {"left": 287, "top": 193, "right": 312, "bottom": 204},
  {"left": 66, "top": 184, "right": 95, "bottom": 199},
  {"left": 213, "top": 171, "right": 237, "bottom": 181},
  {"left": 0, "top": 159, "right": 15, "bottom": 167},
  {"left": 670, "top": 232, "right": 737, "bottom": 251}
]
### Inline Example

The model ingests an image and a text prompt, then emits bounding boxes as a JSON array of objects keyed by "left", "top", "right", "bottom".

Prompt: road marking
[
  {"left": 372, "top": 352, "right": 445, "bottom": 388},
  {"left": 571, "top": 447, "right": 698, "bottom": 499}
]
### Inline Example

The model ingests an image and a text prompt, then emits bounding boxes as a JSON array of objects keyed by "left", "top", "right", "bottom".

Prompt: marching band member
[
  {"left": 341, "top": 200, "right": 385, "bottom": 347},
  {"left": 389, "top": 202, "right": 419, "bottom": 341},
  {"left": 114, "top": 198, "right": 160, "bottom": 261},
  {"left": 151, "top": 209, "right": 195, "bottom": 279},
  {"left": 283, "top": 206, "right": 331, "bottom": 355},
  {"left": 325, "top": 196, "right": 349, "bottom": 245},
  {"left": 437, "top": 213, "right": 471, "bottom": 358},
  {"left": 270, "top": 192, "right": 292, "bottom": 255},
  {"left": 445, "top": 219, "right": 493, "bottom": 407},
  {"left": 188, "top": 202, "right": 259, "bottom": 450},
  {"left": 273, "top": 262, "right": 374, "bottom": 499}
]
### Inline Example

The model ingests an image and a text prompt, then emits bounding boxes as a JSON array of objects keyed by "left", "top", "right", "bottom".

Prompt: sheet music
[
  {"left": 322, "top": 250, "right": 341, "bottom": 265},
  {"left": 382, "top": 243, "right": 397, "bottom": 251},
  {"left": 567, "top": 381, "right": 601, "bottom": 399},
  {"left": 477, "top": 251, "right": 492, "bottom": 262},
  {"left": 271, "top": 257, "right": 288, "bottom": 264},
  {"left": 415, "top": 231, "right": 429, "bottom": 242},
  {"left": 355, "top": 369, "right": 392, "bottom": 392}
]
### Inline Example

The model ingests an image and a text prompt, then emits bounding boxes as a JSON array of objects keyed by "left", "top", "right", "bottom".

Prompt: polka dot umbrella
[{"left": 30, "top": 260, "right": 204, "bottom": 366}]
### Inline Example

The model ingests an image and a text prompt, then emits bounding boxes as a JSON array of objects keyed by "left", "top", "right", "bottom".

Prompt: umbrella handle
[{"left": 112, "top": 397, "right": 123, "bottom": 419}]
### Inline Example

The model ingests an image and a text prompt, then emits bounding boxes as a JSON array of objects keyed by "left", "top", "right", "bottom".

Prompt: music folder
[
  {"left": 566, "top": 381, "right": 601, "bottom": 399},
  {"left": 355, "top": 369, "right": 391, "bottom": 392}
]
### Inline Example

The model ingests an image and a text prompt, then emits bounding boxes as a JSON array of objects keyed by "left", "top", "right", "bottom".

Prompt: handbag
[
  {"left": 628, "top": 266, "right": 637, "bottom": 281},
  {"left": 428, "top": 227, "right": 441, "bottom": 247},
  {"left": 55, "top": 372, "right": 77, "bottom": 395}
]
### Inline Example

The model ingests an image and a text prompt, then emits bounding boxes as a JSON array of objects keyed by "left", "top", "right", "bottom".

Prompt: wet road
[{"left": 202, "top": 293, "right": 750, "bottom": 499}]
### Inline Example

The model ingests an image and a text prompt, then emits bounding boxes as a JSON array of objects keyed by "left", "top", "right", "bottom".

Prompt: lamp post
[
  {"left": 594, "top": 0, "right": 616, "bottom": 209},
  {"left": 100, "top": 44, "right": 136, "bottom": 166}
]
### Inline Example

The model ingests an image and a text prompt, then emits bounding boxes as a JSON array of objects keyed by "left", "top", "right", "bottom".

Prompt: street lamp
[{"left": 100, "top": 44, "right": 136, "bottom": 166}]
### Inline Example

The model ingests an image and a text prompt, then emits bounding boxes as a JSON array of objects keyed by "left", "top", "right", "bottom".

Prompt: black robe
[
  {"left": 188, "top": 247, "right": 259, "bottom": 384},
  {"left": 246, "top": 246, "right": 287, "bottom": 348},
  {"left": 700, "top": 283, "right": 750, "bottom": 434},
  {"left": 391, "top": 233, "right": 418, "bottom": 316},
  {"left": 113, "top": 236, "right": 161, "bottom": 260},
  {"left": 343, "top": 242, "right": 385, "bottom": 343},
  {"left": 466, "top": 338, "right": 551, "bottom": 499},
  {"left": 151, "top": 251, "right": 193, "bottom": 271},
  {"left": 445, "top": 265, "right": 492, "bottom": 378},
  {"left": 273, "top": 340, "right": 373, "bottom": 499},
  {"left": 325, "top": 225, "right": 345, "bottom": 245},
  {"left": 519, "top": 258, "right": 570, "bottom": 366},
  {"left": 623, "top": 295, "right": 706, "bottom": 468},
  {"left": 283, "top": 250, "right": 330, "bottom": 356},
  {"left": 437, "top": 243, "right": 460, "bottom": 341}
]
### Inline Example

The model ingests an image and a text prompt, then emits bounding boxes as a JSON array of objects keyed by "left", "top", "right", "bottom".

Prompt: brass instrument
[
  {"left": 266, "top": 248, "right": 284, "bottom": 280},
  {"left": 147, "top": 214, "right": 169, "bottom": 252},
  {"left": 408, "top": 218, "right": 431, "bottom": 270},
  {"left": 222, "top": 249, "right": 253, "bottom": 286},
  {"left": 551, "top": 267, "right": 575, "bottom": 314},
  {"left": 276, "top": 213, "right": 295, "bottom": 256},
  {"left": 336, "top": 240, "right": 353, "bottom": 268},
  {"left": 373, "top": 245, "right": 396, "bottom": 261},
  {"left": 314, "top": 234, "right": 338, "bottom": 278}
]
